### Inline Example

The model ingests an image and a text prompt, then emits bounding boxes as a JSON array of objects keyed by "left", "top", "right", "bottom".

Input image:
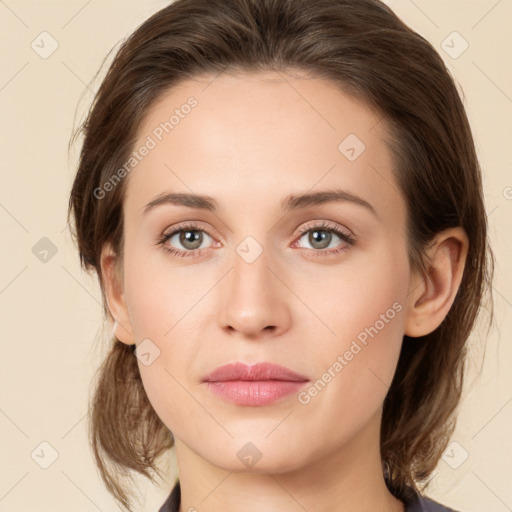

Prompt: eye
[
  {"left": 157, "top": 222, "right": 218, "bottom": 259},
  {"left": 157, "top": 220, "right": 356, "bottom": 259},
  {"left": 293, "top": 221, "right": 356, "bottom": 256}
]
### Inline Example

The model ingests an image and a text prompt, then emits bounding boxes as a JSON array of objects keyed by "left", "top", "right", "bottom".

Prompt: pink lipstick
[{"left": 202, "top": 362, "right": 309, "bottom": 406}]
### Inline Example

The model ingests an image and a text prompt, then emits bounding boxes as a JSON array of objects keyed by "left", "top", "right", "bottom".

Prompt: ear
[
  {"left": 100, "top": 243, "right": 135, "bottom": 345},
  {"left": 404, "top": 227, "right": 469, "bottom": 337}
]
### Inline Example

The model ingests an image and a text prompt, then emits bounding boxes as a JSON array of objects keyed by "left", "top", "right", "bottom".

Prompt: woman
[{"left": 67, "top": 0, "right": 494, "bottom": 511}]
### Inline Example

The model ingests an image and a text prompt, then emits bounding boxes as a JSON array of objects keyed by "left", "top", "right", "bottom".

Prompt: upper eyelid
[
  {"left": 163, "top": 220, "right": 211, "bottom": 236},
  {"left": 297, "top": 221, "right": 352, "bottom": 236}
]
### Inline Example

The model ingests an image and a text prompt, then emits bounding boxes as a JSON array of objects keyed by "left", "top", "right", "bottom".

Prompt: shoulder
[{"left": 405, "top": 492, "right": 462, "bottom": 512}]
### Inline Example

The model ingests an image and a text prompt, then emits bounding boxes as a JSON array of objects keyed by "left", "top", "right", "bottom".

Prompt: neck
[{"left": 173, "top": 410, "right": 405, "bottom": 512}]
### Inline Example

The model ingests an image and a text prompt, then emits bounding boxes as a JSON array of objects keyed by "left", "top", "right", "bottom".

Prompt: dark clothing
[{"left": 158, "top": 480, "right": 460, "bottom": 512}]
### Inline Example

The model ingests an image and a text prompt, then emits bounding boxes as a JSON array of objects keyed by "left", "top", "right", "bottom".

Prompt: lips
[
  {"left": 202, "top": 361, "right": 309, "bottom": 383},
  {"left": 202, "top": 362, "right": 310, "bottom": 406}
]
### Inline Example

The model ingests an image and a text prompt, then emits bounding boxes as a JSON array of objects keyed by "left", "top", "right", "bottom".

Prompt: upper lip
[{"left": 202, "top": 362, "right": 309, "bottom": 382}]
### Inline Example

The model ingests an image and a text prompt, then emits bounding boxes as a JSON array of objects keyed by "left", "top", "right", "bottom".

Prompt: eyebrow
[{"left": 142, "top": 188, "right": 377, "bottom": 217}]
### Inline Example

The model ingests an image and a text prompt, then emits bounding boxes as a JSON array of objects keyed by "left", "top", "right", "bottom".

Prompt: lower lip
[{"left": 205, "top": 380, "right": 309, "bottom": 406}]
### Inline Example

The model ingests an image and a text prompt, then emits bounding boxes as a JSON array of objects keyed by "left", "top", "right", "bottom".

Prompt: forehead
[{"left": 124, "top": 70, "right": 401, "bottom": 221}]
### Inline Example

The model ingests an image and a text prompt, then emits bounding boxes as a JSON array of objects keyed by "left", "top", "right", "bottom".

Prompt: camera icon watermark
[
  {"left": 236, "top": 236, "right": 263, "bottom": 263},
  {"left": 441, "top": 31, "right": 469, "bottom": 59},
  {"left": 135, "top": 338, "right": 161, "bottom": 366},
  {"left": 338, "top": 133, "right": 366, "bottom": 161},
  {"left": 236, "top": 442, "right": 262, "bottom": 468},
  {"left": 442, "top": 441, "right": 469, "bottom": 469},
  {"left": 31, "top": 31, "right": 59, "bottom": 59},
  {"left": 32, "top": 237, "right": 58, "bottom": 263},
  {"left": 31, "top": 441, "right": 59, "bottom": 469}
]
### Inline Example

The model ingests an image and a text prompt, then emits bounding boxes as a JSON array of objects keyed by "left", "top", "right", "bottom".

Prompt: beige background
[{"left": 0, "top": 0, "right": 511, "bottom": 510}]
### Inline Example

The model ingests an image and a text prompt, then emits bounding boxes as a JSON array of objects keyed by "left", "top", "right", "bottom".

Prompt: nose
[{"left": 218, "top": 245, "right": 292, "bottom": 339}]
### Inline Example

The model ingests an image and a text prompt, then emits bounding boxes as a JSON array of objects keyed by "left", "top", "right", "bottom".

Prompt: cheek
[
  {"left": 136, "top": 359, "right": 207, "bottom": 450},
  {"left": 122, "top": 246, "right": 211, "bottom": 421},
  {"left": 123, "top": 241, "right": 198, "bottom": 341},
  {"left": 296, "top": 236, "right": 409, "bottom": 345},
  {"left": 298, "top": 242, "right": 409, "bottom": 419}
]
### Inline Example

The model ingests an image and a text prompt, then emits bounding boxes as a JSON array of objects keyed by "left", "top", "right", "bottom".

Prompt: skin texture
[{"left": 101, "top": 70, "right": 468, "bottom": 512}]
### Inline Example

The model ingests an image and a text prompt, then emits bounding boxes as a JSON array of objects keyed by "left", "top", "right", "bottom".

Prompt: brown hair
[{"left": 67, "top": 0, "right": 494, "bottom": 510}]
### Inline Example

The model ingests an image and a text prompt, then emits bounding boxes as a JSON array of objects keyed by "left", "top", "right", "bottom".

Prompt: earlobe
[
  {"left": 404, "top": 227, "right": 469, "bottom": 338},
  {"left": 100, "top": 243, "right": 135, "bottom": 345}
]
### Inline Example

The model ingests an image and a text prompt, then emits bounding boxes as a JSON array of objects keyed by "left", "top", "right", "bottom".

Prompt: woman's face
[{"left": 113, "top": 70, "right": 414, "bottom": 473}]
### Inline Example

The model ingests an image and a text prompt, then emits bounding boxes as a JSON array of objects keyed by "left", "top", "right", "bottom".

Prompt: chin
[{"left": 200, "top": 438, "right": 309, "bottom": 474}]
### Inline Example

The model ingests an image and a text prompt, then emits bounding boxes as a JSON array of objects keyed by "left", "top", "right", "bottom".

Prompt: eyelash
[{"left": 156, "top": 221, "right": 356, "bottom": 259}]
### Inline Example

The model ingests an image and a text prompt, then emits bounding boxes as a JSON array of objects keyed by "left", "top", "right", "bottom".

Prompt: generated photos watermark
[
  {"left": 93, "top": 96, "right": 198, "bottom": 200},
  {"left": 297, "top": 301, "right": 403, "bottom": 405}
]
